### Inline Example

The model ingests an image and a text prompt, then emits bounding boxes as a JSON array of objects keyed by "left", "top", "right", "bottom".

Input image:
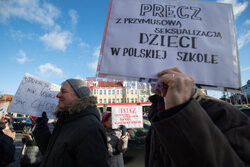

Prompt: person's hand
[
  {"left": 150, "top": 83, "right": 161, "bottom": 96},
  {"left": 35, "top": 112, "right": 48, "bottom": 126},
  {"left": 118, "top": 125, "right": 127, "bottom": 137},
  {"left": 157, "top": 67, "right": 194, "bottom": 110}
]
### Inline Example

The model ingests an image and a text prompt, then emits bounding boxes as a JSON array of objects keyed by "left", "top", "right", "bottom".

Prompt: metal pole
[{"left": 245, "top": 92, "right": 249, "bottom": 104}]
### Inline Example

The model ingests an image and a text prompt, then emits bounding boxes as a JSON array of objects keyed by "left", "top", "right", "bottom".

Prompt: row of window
[
  {"left": 98, "top": 98, "right": 147, "bottom": 104},
  {"left": 93, "top": 89, "right": 143, "bottom": 95}
]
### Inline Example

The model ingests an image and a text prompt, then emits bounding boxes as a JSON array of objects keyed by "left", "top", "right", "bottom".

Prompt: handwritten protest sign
[
  {"left": 112, "top": 105, "right": 143, "bottom": 129},
  {"left": 8, "top": 73, "right": 60, "bottom": 118},
  {"left": 97, "top": 0, "right": 240, "bottom": 90},
  {"left": 0, "top": 102, "right": 9, "bottom": 118}
]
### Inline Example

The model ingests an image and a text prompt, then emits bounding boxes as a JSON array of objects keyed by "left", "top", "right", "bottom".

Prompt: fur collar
[{"left": 192, "top": 89, "right": 219, "bottom": 102}]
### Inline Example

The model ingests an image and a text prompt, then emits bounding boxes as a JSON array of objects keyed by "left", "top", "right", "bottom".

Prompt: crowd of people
[{"left": 1, "top": 67, "right": 250, "bottom": 167}]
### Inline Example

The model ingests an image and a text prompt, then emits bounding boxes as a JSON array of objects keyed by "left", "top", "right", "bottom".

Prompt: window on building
[
  {"left": 117, "top": 98, "right": 120, "bottom": 103},
  {"left": 123, "top": 90, "right": 126, "bottom": 95},
  {"left": 108, "top": 98, "right": 111, "bottom": 103},
  {"left": 104, "top": 90, "right": 107, "bottom": 95},
  {"left": 131, "top": 98, "right": 134, "bottom": 103},
  {"left": 112, "top": 90, "right": 115, "bottom": 95},
  {"left": 94, "top": 89, "right": 96, "bottom": 95},
  {"left": 104, "top": 99, "right": 106, "bottom": 103},
  {"left": 117, "top": 90, "right": 119, "bottom": 94},
  {"left": 99, "top": 99, "right": 102, "bottom": 103},
  {"left": 99, "top": 90, "right": 102, "bottom": 95},
  {"left": 108, "top": 90, "right": 111, "bottom": 95},
  {"left": 141, "top": 98, "right": 144, "bottom": 102},
  {"left": 127, "top": 98, "right": 129, "bottom": 103},
  {"left": 137, "top": 82, "right": 142, "bottom": 89},
  {"left": 135, "top": 90, "right": 137, "bottom": 94},
  {"left": 135, "top": 98, "right": 138, "bottom": 103},
  {"left": 131, "top": 82, "right": 136, "bottom": 89},
  {"left": 112, "top": 98, "right": 115, "bottom": 103},
  {"left": 131, "top": 90, "right": 133, "bottom": 94},
  {"left": 121, "top": 98, "right": 124, "bottom": 103}
]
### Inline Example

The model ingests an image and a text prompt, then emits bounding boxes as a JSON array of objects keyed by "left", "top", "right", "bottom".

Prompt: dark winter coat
[
  {"left": 106, "top": 128, "right": 128, "bottom": 167},
  {"left": 145, "top": 90, "right": 250, "bottom": 167},
  {"left": 33, "top": 96, "right": 108, "bottom": 167},
  {"left": 0, "top": 130, "right": 15, "bottom": 167}
]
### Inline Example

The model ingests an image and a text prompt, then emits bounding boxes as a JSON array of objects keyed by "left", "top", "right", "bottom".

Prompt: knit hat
[
  {"left": 66, "top": 79, "right": 90, "bottom": 98},
  {"left": 102, "top": 111, "right": 111, "bottom": 123}
]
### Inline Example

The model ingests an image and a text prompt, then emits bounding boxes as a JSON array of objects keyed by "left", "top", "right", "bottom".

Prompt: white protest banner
[
  {"left": 112, "top": 105, "right": 143, "bottom": 129},
  {"left": 0, "top": 102, "right": 9, "bottom": 118},
  {"left": 8, "top": 73, "right": 60, "bottom": 119},
  {"left": 97, "top": 0, "right": 240, "bottom": 90}
]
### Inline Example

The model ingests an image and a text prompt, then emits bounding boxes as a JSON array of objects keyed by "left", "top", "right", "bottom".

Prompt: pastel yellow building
[{"left": 88, "top": 80, "right": 153, "bottom": 104}]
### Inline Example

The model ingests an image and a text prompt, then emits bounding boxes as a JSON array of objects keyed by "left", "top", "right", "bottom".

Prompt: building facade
[
  {"left": 88, "top": 80, "right": 153, "bottom": 104},
  {"left": 242, "top": 80, "right": 250, "bottom": 103}
]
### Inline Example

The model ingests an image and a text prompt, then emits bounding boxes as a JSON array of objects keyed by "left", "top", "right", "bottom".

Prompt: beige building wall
[{"left": 90, "top": 81, "right": 153, "bottom": 104}]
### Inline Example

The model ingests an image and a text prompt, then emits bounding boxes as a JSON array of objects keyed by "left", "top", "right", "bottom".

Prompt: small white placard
[
  {"left": 0, "top": 102, "right": 9, "bottom": 118},
  {"left": 98, "top": 0, "right": 240, "bottom": 89},
  {"left": 112, "top": 105, "right": 143, "bottom": 129},
  {"left": 8, "top": 73, "right": 60, "bottom": 118}
]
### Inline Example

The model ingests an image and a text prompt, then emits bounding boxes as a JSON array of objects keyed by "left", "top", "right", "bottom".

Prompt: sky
[{"left": 0, "top": 0, "right": 249, "bottom": 98}]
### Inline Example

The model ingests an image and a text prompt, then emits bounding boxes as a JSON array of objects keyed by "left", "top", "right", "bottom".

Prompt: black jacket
[
  {"left": 145, "top": 92, "right": 250, "bottom": 167},
  {"left": 0, "top": 130, "right": 15, "bottom": 166},
  {"left": 33, "top": 97, "right": 108, "bottom": 167}
]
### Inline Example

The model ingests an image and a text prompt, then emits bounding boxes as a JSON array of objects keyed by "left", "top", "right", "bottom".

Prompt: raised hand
[{"left": 157, "top": 67, "right": 194, "bottom": 110}]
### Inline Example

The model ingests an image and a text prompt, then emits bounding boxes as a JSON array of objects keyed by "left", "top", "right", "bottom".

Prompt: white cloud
[
  {"left": 75, "top": 37, "right": 89, "bottom": 48},
  {"left": 16, "top": 49, "right": 31, "bottom": 64},
  {"left": 10, "top": 29, "right": 35, "bottom": 41},
  {"left": 0, "top": 0, "right": 60, "bottom": 27},
  {"left": 93, "top": 46, "right": 101, "bottom": 57},
  {"left": 68, "top": 9, "right": 78, "bottom": 27},
  {"left": 241, "top": 67, "right": 250, "bottom": 72},
  {"left": 39, "top": 30, "right": 72, "bottom": 51},
  {"left": 238, "top": 30, "right": 250, "bottom": 49},
  {"left": 88, "top": 46, "right": 101, "bottom": 71},
  {"left": 244, "top": 19, "right": 250, "bottom": 25},
  {"left": 218, "top": 0, "right": 248, "bottom": 18},
  {"left": 88, "top": 60, "right": 98, "bottom": 71},
  {"left": 78, "top": 41, "right": 89, "bottom": 48},
  {"left": 38, "top": 63, "right": 63, "bottom": 76}
]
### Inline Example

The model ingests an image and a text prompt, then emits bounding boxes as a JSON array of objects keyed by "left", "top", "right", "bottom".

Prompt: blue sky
[{"left": 0, "top": 0, "right": 249, "bottom": 98}]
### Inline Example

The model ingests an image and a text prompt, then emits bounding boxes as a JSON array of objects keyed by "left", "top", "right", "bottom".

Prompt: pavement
[
  {"left": 9, "top": 133, "right": 145, "bottom": 167},
  {"left": 10, "top": 133, "right": 23, "bottom": 167},
  {"left": 124, "top": 144, "right": 145, "bottom": 167}
]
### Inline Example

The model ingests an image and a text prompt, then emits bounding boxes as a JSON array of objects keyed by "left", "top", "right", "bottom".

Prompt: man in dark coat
[
  {"left": 0, "top": 120, "right": 15, "bottom": 167},
  {"left": 145, "top": 67, "right": 250, "bottom": 167},
  {"left": 33, "top": 79, "right": 108, "bottom": 167}
]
